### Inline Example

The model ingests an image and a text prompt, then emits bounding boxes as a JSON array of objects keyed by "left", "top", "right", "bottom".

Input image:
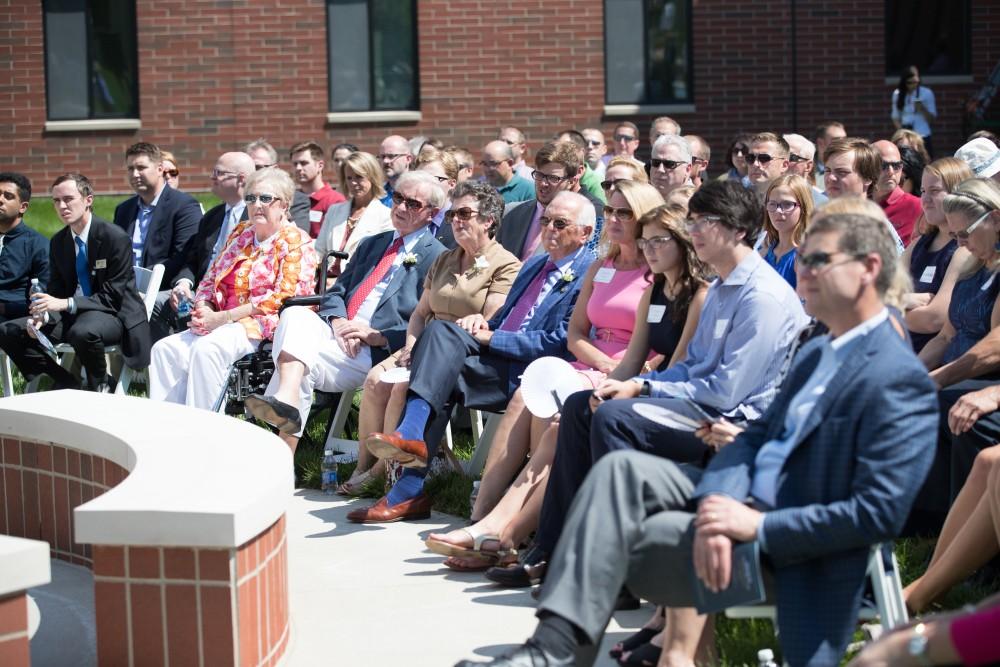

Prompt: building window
[
  {"left": 604, "top": 0, "right": 692, "bottom": 106},
  {"left": 885, "top": 0, "right": 970, "bottom": 77},
  {"left": 43, "top": 0, "right": 139, "bottom": 121},
  {"left": 327, "top": 0, "right": 419, "bottom": 112}
]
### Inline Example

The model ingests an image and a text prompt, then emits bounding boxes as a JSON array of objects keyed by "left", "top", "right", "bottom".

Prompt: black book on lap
[{"left": 693, "top": 540, "right": 766, "bottom": 615}]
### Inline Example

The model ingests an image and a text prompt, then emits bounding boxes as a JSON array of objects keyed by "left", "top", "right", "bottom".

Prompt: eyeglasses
[
  {"left": 637, "top": 235, "right": 675, "bottom": 252},
  {"left": 950, "top": 210, "right": 993, "bottom": 241},
  {"left": 244, "top": 193, "right": 280, "bottom": 205},
  {"left": 733, "top": 145, "right": 748, "bottom": 157},
  {"left": 788, "top": 153, "right": 809, "bottom": 163},
  {"left": 212, "top": 169, "right": 236, "bottom": 179},
  {"left": 532, "top": 170, "right": 568, "bottom": 186},
  {"left": 427, "top": 174, "right": 450, "bottom": 183},
  {"left": 378, "top": 153, "right": 409, "bottom": 161},
  {"left": 444, "top": 207, "right": 480, "bottom": 223},
  {"left": 684, "top": 215, "right": 723, "bottom": 232},
  {"left": 881, "top": 160, "right": 904, "bottom": 172},
  {"left": 745, "top": 153, "right": 777, "bottom": 165},
  {"left": 479, "top": 160, "right": 505, "bottom": 169},
  {"left": 651, "top": 158, "right": 687, "bottom": 171},
  {"left": 603, "top": 206, "right": 636, "bottom": 221},
  {"left": 585, "top": 140, "right": 604, "bottom": 147},
  {"left": 614, "top": 134, "right": 638, "bottom": 143},
  {"left": 254, "top": 163, "right": 275, "bottom": 171},
  {"left": 391, "top": 192, "right": 427, "bottom": 211},
  {"left": 796, "top": 251, "right": 867, "bottom": 272},
  {"left": 601, "top": 178, "right": 628, "bottom": 191},
  {"left": 165, "top": 169, "right": 180, "bottom": 178},
  {"left": 458, "top": 163, "right": 474, "bottom": 171},
  {"left": 766, "top": 201, "right": 800, "bottom": 214},
  {"left": 539, "top": 216, "right": 573, "bottom": 230}
]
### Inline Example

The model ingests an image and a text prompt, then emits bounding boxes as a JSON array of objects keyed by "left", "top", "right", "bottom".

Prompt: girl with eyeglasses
[
  {"left": 920, "top": 178, "right": 1000, "bottom": 383},
  {"left": 759, "top": 174, "right": 815, "bottom": 288},
  {"left": 902, "top": 158, "right": 974, "bottom": 352}
]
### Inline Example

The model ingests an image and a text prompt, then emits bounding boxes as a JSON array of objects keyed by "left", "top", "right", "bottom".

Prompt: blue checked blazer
[{"left": 694, "top": 318, "right": 938, "bottom": 667}]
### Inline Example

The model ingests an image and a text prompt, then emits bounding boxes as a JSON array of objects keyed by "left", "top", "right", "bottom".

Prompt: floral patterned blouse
[{"left": 195, "top": 221, "right": 318, "bottom": 340}]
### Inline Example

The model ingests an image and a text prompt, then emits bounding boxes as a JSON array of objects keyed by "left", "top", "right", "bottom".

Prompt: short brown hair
[
  {"left": 750, "top": 132, "right": 790, "bottom": 158},
  {"left": 289, "top": 141, "right": 324, "bottom": 162},
  {"left": 125, "top": 142, "right": 161, "bottom": 163},
  {"left": 534, "top": 141, "right": 582, "bottom": 175},
  {"left": 51, "top": 172, "right": 94, "bottom": 199},
  {"left": 823, "top": 137, "right": 881, "bottom": 198}
]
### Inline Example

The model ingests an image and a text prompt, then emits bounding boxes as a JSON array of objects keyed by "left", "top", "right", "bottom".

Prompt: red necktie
[
  {"left": 499, "top": 261, "right": 558, "bottom": 332},
  {"left": 346, "top": 237, "right": 404, "bottom": 319}
]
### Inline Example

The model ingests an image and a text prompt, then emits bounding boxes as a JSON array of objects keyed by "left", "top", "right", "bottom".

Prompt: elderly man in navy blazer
[
  {"left": 454, "top": 213, "right": 939, "bottom": 667},
  {"left": 113, "top": 142, "right": 201, "bottom": 340},
  {"left": 355, "top": 190, "right": 596, "bottom": 523},
  {"left": 246, "top": 171, "right": 447, "bottom": 452}
]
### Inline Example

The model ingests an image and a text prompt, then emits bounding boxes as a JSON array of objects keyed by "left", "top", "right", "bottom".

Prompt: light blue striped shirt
[{"left": 642, "top": 250, "right": 809, "bottom": 420}]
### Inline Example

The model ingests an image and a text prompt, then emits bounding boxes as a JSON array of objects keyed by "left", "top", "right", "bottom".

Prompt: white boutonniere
[
  {"left": 402, "top": 252, "right": 419, "bottom": 267},
  {"left": 559, "top": 268, "right": 575, "bottom": 292},
  {"left": 467, "top": 255, "right": 490, "bottom": 277}
]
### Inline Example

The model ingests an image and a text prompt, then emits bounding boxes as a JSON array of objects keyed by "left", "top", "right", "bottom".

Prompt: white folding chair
[
  {"left": 0, "top": 351, "right": 14, "bottom": 397},
  {"left": 724, "top": 542, "right": 909, "bottom": 630},
  {"left": 112, "top": 263, "right": 164, "bottom": 395}
]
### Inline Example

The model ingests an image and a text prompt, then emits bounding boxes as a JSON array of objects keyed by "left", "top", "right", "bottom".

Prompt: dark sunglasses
[
  {"left": 244, "top": 193, "right": 280, "bottom": 205},
  {"left": 539, "top": 216, "right": 573, "bottom": 230},
  {"left": 881, "top": 160, "right": 904, "bottom": 172},
  {"left": 603, "top": 206, "right": 636, "bottom": 221},
  {"left": 614, "top": 134, "right": 638, "bottom": 142},
  {"left": 601, "top": 178, "right": 628, "bottom": 191},
  {"left": 796, "top": 251, "right": 866, "bottom": 272},
  {"left": 651, "top": 158, "right": 687, "bottom": 170},
  {"left": 788, "top": 153, "right": 809, "bottom": 163},
  {"left": 745, "top": 153, "right": 776, "bottom": 165},
  {"left": 391, "top": 192, "right": 427, "bottom": 210},
  {"left": 444, "top": 207, "right": 480, "bottom": 223},
  {"left": 164, "top": 169, "right": 180, "bottom": 178}
]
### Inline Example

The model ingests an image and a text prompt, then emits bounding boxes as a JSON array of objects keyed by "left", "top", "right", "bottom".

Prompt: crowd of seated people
[{"left": 6, "top": 124, "right": 1000, "bottom": 666}]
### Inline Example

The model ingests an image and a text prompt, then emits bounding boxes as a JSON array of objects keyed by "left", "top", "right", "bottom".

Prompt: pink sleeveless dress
[{"left": 572, "top": 259, "right": 653, "bottom": 388}]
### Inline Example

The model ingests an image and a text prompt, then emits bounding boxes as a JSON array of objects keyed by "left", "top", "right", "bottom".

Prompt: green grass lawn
[{"left": 24, "top": 192, "right": 221, "bottom": 239}]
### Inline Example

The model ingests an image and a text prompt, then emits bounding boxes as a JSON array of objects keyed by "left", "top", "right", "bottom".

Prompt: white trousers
[
  {"left": 265, "top": 306, "right": 372, "bottom": 436},
  {"left": 148, "top": 323, "right": 256, "bottom": 410}
]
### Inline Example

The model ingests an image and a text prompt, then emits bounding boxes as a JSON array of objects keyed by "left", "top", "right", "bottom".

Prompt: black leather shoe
[
  {"left": 614, "top": 587, "right": 641, "bottom": 611},
  {"left": 246, "top": 394, "right": 302, "bottom": 434},
  {"left": 485, "top": 544, "right": 548, "bottom": 588},
  {"left": 85, "top": 374, "right": 112, "bottom": 393},
  {"left": 453, "top": 640, "right": 574, "bottom": 666}
]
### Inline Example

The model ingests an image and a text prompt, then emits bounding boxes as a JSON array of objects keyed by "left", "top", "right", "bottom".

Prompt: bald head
[
  {"left": 212, "top": 151, "right": 255, "bottom": 204},
  {"left": 482, "top": 140, "right": 515, "bottom": 186},
  {"left": 380, "top": 135, "right": 414, "bottom": 183},
  {"left": 873, "top": 140, "right": 903, "bottom": 200},
  {"left": 221, "top": 151, "right": 255, "bottom": 176}
]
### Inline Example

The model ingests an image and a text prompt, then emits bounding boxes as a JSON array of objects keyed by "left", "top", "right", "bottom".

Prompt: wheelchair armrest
[{"left": 280, "top": 295, "right": 322, "bottom": 312}]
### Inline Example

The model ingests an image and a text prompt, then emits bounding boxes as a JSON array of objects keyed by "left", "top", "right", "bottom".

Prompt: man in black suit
[
  {"left": 246, "top": 171, "right": 448, "bottom": 453},
  {"left": 0, "top": 174, "right": 149, "bottom": 391},
  {"left": 498, "top": 141, "right": 597, "bottom": 261},
  {"left": 113, "top": 142, "right": 201, "bottom": 340},
  {"left": 164, "top": 151, "right": 254, "bottom": 337}
]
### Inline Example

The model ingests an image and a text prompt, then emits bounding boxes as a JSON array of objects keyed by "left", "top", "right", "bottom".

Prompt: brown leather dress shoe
[
  {"left": 345, "top": 493, "right": 432, "bottom": 523},
  {"left": 365, "top": 431, "right": 428, "bottom": 467}
]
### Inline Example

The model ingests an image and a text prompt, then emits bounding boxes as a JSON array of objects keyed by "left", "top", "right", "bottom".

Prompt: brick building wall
[{"left": 1, "top": 1, "right": 998, "bottom": 193}]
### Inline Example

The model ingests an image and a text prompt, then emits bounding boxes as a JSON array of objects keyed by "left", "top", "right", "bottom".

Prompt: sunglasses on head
[
  {"left": 651, "top": 158, "right": 687, "bottom": 171},
  {"left": 391, "top": 192, "right": 427, "bottom": 210}
]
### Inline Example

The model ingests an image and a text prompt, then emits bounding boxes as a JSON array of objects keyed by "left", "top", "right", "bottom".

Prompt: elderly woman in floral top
[
  {"left": 339, "top": 180, "right": 521, "bottom": 494},
  {"left": 149, "top": 167, "right": 317, "bottom": 410}
]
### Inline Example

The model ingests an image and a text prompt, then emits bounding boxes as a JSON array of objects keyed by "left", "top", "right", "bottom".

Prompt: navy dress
[
  {"left": 764, "top": 243, "right": 797, "bottom": 288},
  {"left": 908, "top": 231, "right": 958, "bottom": 352},
  {"left": 943, "top": 266, "right": 1000, "bottom": 364},
  {"left": 648, "top": 286, "right": 686, "bottom": 371}
]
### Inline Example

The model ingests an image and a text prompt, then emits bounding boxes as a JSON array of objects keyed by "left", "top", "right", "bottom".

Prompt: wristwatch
[
  {"left": 907, "top": 623, "right": 933, "bottom": 666},
  {"left": 638, "top": 380, "right": 652, "bottom": 398}
]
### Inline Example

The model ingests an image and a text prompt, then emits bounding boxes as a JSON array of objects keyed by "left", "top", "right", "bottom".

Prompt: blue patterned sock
[
  {"left": 386, "top": 468, "right": 426, "bottom": 506},
  {"left": 395, "top": 395, "right": 431, "bottom": 441}
]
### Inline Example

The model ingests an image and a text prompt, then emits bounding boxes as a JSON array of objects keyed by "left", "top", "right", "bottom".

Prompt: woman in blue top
[
  {"left": 759, "top": 173, "right": 814, "bottom": 288},
  {"left": 892, "top": 65, "right": 938, "bottom": 158},
  {"left": 920, "top": 178, "right": 1000, "bottom": 387}
]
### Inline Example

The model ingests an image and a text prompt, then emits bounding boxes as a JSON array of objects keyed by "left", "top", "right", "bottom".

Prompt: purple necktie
[{"left": 499, "top": 261, "right": 558, "bottom": 332}]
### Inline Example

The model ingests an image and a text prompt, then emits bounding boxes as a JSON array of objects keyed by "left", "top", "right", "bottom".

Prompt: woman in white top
[
  {"left": 314, "top": 151, "right": 393, "bottom": 283},
  {"left": 892, "top": 65, "right": 937, "bottom": 158}
]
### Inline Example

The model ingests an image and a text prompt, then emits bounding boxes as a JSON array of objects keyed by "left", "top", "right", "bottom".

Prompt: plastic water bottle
[
  {"left": 177, "top": 293, "right": 193, "bottom": 317},
  {"left": 29, "top": 278, "right": 44, "bottom": 325},
  {"left": 321, "top": 449, "right": 338, "bottom": 494},
  {"left": 757, "top": 648, "right": 778, "bottom": 667}
]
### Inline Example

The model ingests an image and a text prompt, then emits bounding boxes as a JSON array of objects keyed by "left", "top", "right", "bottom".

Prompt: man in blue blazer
[
  {"left": 246, "top": 172, "right": 447, "bottom": 452},
  {"left": 354, "top": 191, "right": 596, "bottom": 523},
  {"left": 454, "top": 213, "right": 939, "bottom": 667}
]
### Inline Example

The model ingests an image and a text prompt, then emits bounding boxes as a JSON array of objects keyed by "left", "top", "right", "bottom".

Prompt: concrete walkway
[{"left": 284, "top": 489, "right": 652, "bottom": 666}]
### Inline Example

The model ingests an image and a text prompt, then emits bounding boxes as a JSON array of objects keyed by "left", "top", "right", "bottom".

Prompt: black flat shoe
[
  {"left": 608, "top": 627, "right": 659, "bottom": 660},
  {"left": 245, "top": 394, "right": 301, "bottom": 434},
  {"left": 617, "top": 641, "right": 661, "bottom": 666},
  {"left": 485, "top": 545, "right": 548, "bottom": 588}
]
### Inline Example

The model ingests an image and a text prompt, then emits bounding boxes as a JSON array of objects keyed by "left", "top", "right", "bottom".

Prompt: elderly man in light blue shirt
[{"left": 489, "top": 179, "right": 808, "bottom": 588}]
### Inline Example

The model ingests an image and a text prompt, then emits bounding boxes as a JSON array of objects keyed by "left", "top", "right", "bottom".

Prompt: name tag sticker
[
  {"left": 919, "top": 266, "right": 935, "bottom": 284},
  {"left": 95, "top": 259, "right": 107, "bottom": 269},
  {"left": 309, "top": 210, "right": 323, "bottom": 223},
  {"left": 594, "top": 267, "right": 616, "bottom": 283},
  {"left": 983, "top": 274, "right": 996, "bottom": 292},
  {"left": 647, "top": 304, "right": 666, "bottom": 323},
  {"left": 714, "top": 319, "right": 729, "bottom": 339}
]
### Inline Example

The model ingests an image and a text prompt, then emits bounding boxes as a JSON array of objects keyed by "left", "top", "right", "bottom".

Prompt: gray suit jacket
[{"left": 497, "top": 199, "right": 538, "bottom": 259}]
